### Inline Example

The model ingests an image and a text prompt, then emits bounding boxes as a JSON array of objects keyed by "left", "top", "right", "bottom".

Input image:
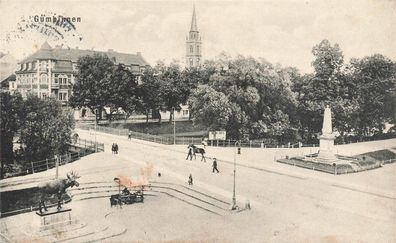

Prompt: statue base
[
  {"left": 317, "top": 133, "right": 338, "bottom": 163},
  {"left": 36, "top": 208, "right": 72, "bottom": 231}
]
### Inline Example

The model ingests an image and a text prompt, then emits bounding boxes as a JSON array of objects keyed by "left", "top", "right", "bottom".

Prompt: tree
[
  {"left": 156, "top": 61, "right": 190, "bottom": 122},
  {"left": 0, "top": 92, "right": 23, "bottom": 178},
  {"left": 189, "top": 85, "right": 232, "bottom": 130},
  {"left": 349, "top": 54, "right": 396, "bottom": 136},
  {"left": 107, "top": 64, "right": 140, "bottom": 122},
  {"left": 189, "top": 55, "right": 299, "bottom": 141},
  {"left": 138, "top": 67, "right": 163, "bottom": 123},
  {"left": 19, "top": 95, "right": 74, "bottom": 162},
  {"left": 69, "top": 54, "right": 115, "bottom": 119}
]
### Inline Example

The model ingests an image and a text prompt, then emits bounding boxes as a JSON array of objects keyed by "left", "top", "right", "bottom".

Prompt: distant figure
[
  {"left": 186, "top": 145, "right": 194, "bottom": 160},
  {"left": 245, "top": 200, "right": 251, "bottom": 210},
  {"left": 128, "top": 131, "right": 132, "bottom": 140},
  {"left": 188, "top": 174, "right": 193, "bottom": 185},
  {"left": 122, "top": 187, "right": 130, "bottom": 195},
  {"left": 201, "top": 137, "right": 208, "bottom": 148},
  {"left": 111, "top": 143, "right": 115, "bottom": 154},
  {"left": 212, "top": 158, "right": 219, "bottom": 173},
  {"left": 158, "top": 172, "right": 161, "bottom": 177},
  {"left": 115, "top": 143, "right": 119, "bottom": 154},
  {"left": 72, "top": 133, "right": 79, "bottom": 144}
]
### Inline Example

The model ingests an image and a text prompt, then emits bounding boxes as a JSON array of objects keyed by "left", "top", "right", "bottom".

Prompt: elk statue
[{"left": 38, "top": 171, "right": 81, "bottom": 213}]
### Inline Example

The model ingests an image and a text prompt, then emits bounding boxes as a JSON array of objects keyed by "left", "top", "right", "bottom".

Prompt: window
[
  {"left": 197, "top": 45, "right": 199, "bottom": 53},
  {"left": 183, "top": 110, "right": 189, "bottom": 116},
  {"left": 190, "top": 45, "right": 193, "bottom": 53},
  {"left": 41, "top": 61, "right": 47, "bottom": 68},
  {"left": 59, "top": 92, "right": 68, "bottom": 101},
  {"left": 58, "top": 74, "right": 68, "bottom": 85},
  {"left": 41, "top": 92, "right": 48, "bottom": 99},
  {"left": 190, "top": 59, "right": 193, "bottom": 66},
  {"left": 40, "top": 74, "right": 48, "bottom": 83}
]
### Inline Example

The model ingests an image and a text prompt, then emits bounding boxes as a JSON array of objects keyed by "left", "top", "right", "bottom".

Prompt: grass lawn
[
  {"left": 278, "top": 149, "right": 396, "bottom": 174},
  {"left": 357, "top": 149, "right": 396, "bottom": 162},
  {"left": 106, "top": 120, "right": 208, "bottom": 137}
]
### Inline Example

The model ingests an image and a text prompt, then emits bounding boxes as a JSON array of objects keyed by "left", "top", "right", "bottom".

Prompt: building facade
[
  {"left": 14, "top": 42, "right": 149, "bottom": 105},
  {"left": 186, "top": 6, "right": 202, "bottom": 68}
]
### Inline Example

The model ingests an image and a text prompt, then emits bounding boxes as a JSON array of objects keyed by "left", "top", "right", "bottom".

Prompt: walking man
[
  {"left": 212, "top": 158, "right": 219, "bottom": 173},
  {"left": 128, "top": 131, "right": 132, "bottom": 140},
  {"left": 111, "top": 143, "right": 115, "bottom": 154},
  {"left": 115, "top": 143, "right": 119, "bottom": 154},
  {"left": 186, "top": 145, "right": 194, "bottom": 160}
]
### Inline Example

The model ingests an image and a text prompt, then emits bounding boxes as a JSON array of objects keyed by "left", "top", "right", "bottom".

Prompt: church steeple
[
  {"left": 190, "top": 5, "right": 198, "bottom": 32},
  {"left": 186, "top": 5, "right": 202, "bottom": 68}
]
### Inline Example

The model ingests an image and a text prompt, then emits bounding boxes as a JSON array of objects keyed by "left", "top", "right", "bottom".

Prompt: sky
[{"left": 0, "top": 0, "right": 395, "bottom": 73}]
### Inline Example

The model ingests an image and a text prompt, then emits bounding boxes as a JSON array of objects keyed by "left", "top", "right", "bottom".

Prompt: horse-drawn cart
[{"left": 110, "top": 190, "right": 144, "bottom": 207}]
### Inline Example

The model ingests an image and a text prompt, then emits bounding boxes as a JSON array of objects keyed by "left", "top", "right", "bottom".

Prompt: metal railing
[
  {"left": 277, "top": 157, "right": 396, "bottom": 175},
  {"left": 72, "top": 138, "right": 105, "bottom": 152},
  {"left": 77, "top": 123, "right": 320, "bottom": 148}
]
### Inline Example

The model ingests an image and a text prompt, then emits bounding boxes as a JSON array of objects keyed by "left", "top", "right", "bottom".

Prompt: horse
[
  {"left": 37, "top": 171, "right": 80, "bottom": 213},
  {"left": 188, "top": 144, "right": 206, "bottom": 162}
]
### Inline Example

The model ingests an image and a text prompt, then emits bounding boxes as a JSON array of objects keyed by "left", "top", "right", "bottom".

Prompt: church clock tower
[{"left": 186, "top": 5, "right": 202, "bottom": 68}]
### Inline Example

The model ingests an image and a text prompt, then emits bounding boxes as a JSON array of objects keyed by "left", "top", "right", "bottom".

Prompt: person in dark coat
[
  {"left": 115, "top": 143, "right": 119, "bottom": 154},
  {"left": 188, "top": 174, "right": 193, "bottom": 185},
  {"left": 186, "top": 145, "right": 194, "bottom": 160},
  {"left": 111, "top": 143, "right": 115, "bottom": 154},
  {"left": 212, "top": 158, "right": 219, "bottom": 173}
]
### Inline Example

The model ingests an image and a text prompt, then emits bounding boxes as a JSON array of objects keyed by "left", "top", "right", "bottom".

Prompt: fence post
[
  {"left": 250, "top": 141, "right": 252, "bottom": 148},
  {"left": 31, "top": 162, "right": 34, "bottom": 173},
  {"left": 46, "top": 159, "right": 49, "bottom": 170}
]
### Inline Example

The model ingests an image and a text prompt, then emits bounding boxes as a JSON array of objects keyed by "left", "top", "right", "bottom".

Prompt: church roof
[
  {"left": 20, "top": 42, "right": 149, "bottom": 67},
  {"left": 190, "top": 5, "right": 198, "bottom": 32}
]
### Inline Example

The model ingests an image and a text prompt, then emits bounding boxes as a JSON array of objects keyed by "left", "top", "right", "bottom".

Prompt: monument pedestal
[
  {"left": 317, "top": 134, "right": 338, "bottom": 163},
  {"left": 36, "top": 208, "right": 72, "bottom": 231}
]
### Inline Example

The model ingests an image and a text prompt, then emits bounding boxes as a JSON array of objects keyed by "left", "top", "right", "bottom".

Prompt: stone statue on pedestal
[{"left": 317, "top": 106, "right": 338, "bottom": 163}]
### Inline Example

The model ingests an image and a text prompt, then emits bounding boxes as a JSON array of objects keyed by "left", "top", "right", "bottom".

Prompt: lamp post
[
  {"left": 232, "top": 140, "right": 240, "bottom": 210},
  {"left": 172, "top": 107, "right": 176, "bottom": 145},
  {"left": 94, "top": 108, "right": 98, "bottom": 152}
]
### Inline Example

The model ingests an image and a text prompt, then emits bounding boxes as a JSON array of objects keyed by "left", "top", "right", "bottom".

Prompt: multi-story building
[
  {"left": 186, "top": 5, "right": 202, "bottom": 68},
  {"left": 15, "top": 42, "right": 149, "bottom": 105}
]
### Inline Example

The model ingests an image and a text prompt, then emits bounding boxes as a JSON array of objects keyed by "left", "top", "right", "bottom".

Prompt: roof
[
  {"left": 1, "top": 74, "right": 16, "bottom": 87},
  {"left": 20, "top": 43, "right": 149, "bottom": 66},
  {"left": 3, "top": 73, "right": 16, "bottom": 81}
]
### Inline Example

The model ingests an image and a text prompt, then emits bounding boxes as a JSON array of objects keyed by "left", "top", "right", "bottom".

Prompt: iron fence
[
  {"left": 77, "top": 123, "right": 320, "bottom": 148},
  {"left": 3, "top": 138, "right": 103, "bottom": 179}
]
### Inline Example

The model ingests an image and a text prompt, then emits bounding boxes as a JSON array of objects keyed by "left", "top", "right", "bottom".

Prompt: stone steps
[{"left": 70, "top": 181, "right": 230, "bottom": 215}]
